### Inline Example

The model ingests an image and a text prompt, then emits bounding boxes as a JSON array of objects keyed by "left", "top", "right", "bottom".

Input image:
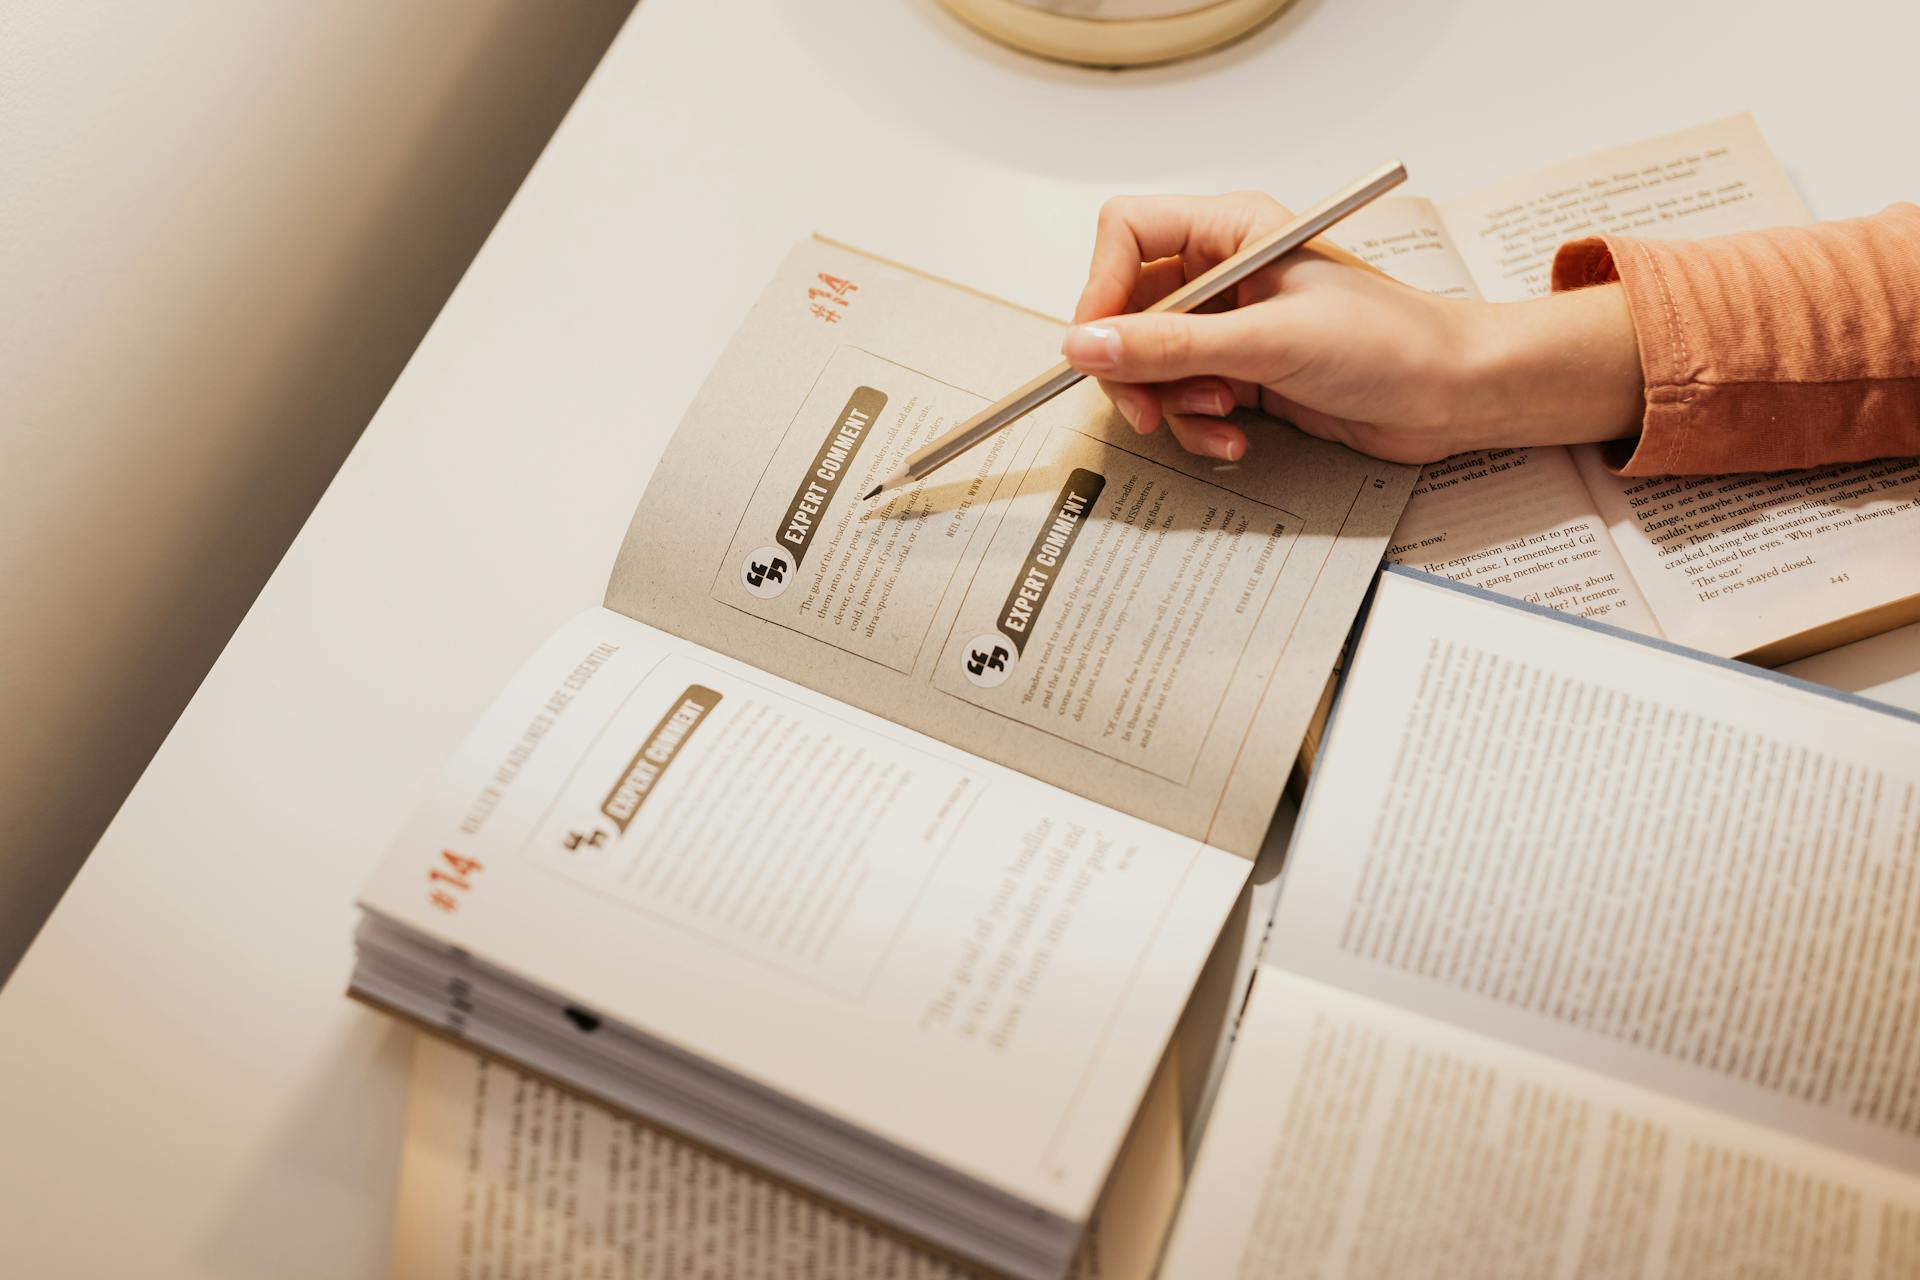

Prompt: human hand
[{"left": 1063, "top": 191, "right": 1644, "bottom": 464}]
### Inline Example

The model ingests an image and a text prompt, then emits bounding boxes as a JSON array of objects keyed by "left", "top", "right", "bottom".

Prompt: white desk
[{"left": 4, "top": 2, "right": 1917, "bottom": 1274}]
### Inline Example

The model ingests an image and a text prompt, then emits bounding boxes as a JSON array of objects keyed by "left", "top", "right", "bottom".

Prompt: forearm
[
  {"left": 1061, "top": 193, "right": 1920, "bottom": 476},
  {"left": 1460, "top": 285, "right": 1645, "bottom": 452}
]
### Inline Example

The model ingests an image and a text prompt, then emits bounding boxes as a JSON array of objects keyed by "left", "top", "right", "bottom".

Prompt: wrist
[{"left": 1464, "top": 286, "right": 1645, "bottom": 449}]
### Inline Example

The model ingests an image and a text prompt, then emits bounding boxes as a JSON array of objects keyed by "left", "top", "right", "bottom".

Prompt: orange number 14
[{"left": 429, "top": 850, "right": 485, "bottom": 911}]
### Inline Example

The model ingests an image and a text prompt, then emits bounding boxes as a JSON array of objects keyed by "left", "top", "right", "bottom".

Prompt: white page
[
  {"left": 1438, "top": 112, "right": 1808, "bottom": 305},
  {"left": 1571, "top": 450, "right": 1920, "bottom": 660},
  {"left": 390, "top": 1034, "right": 1189, "bottom": 1280},
  {"left": 1271, "top": 571, "right": 1920, "bottom": 1176},
  {"left": 1324, "top": 196, "right": 1480, "bottom": 301},
  {"left": 1392, "top": 444, "right": 1659, "bottom": 633},
  {"left": 1441, "top": 112, "right": 1920, "bottom": 659},
  {"left": 1162, "top": 972, "right": 1920, "bottom": 1278},
  {"left": 359, "top": 607, "right": 1246, "bottom": 1226},
  {"left": 1329, "top": 199, "right": 1661, "bottom": 634}
]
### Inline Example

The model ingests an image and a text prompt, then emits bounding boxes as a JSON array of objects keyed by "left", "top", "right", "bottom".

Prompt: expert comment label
[{"left": 934, "top": 434, "right": 1299, "bottom": 783}]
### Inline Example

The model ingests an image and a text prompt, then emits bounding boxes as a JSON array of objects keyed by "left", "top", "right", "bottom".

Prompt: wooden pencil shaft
[
  {"left": 897, "top": 159, "right": 1407, "bottom": 487},
  {"left": 906, "top": 362, "right": 1080, "bottom": 481}
]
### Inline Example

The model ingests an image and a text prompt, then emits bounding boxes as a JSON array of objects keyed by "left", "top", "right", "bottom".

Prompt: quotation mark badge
[
  {"left": 741, "top": 545, "right": 791, "bottom": 600},
  {"left": 962, "top": 633, "right": 1014, "bottom": 689}
]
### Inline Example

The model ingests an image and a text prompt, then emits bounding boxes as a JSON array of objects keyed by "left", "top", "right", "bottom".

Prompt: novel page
[
  {"left": 390, "top": 1034, "right": 1188, "bottom": 1280},
  {"left": 1440, "top": 112, "right": 1920, "bottom": 659},
  {"left": 1573, "top": 455, "right": 1920, "bottom": 662},
  {"left": 606, "top": 238, "right": 1414, "bottom": 858},
  {"left": 1161, "top": 972, "right": 1920, "bottom": 1278},
  {"left": 358, "top": 608, "right": 1247, "bottom": 1227},
  {"left": 1327, "top": 199, "right": 1660, "bottom": 632},
  {"left": 1439, "top": 113, "right": 1806, "bottom": 304},
  {"left": 1272, "top": 571, "right": 1920, "bottom": 1177}
]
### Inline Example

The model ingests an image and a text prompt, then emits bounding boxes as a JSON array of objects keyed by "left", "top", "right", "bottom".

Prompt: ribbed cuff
[
  {"left": 1552, "top": 208, "right": 1920, "bottom": 476},
  {"left": 1551, "top": 235, "right": 1699, "bottom": 476}
]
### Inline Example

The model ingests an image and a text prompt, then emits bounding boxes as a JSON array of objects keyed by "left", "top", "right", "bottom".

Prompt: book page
[
  {"left": 358, "top": 607, "right": 1247, "bottom": 1229},
  {"left": 1322, "top": 195, "right": 1479, "bottom": 301},
  {"left": 1440, "top": 112, "right": 1920, "bottom": 659},
  {"left": 1392, "top": 445, "right": 1659, "bottom": 633},
  {"left": 605, "top": 237, "right": 1414, "bottom": 858},
  {"left": 1161, "top": 972, "right": 1920, "bottom": 1278},
  {"left": 1438, "top": 113, "right": 1808, "bottom": 305},
  {"left": 1572, "top": 450, "right": 1920, "bottom": 661},
  {"left": 1329, "top": 199, "right": 1661, "bottom": 633},
  {"left": 390, "top": 1034, "right": 1189, "bottom": 1280},
  {"left": 1270, "top": 571, "right": 1920, "bottom": 1176},
  {"left": 1785, "top": 621, "right": 1920, "bottom": 717}
]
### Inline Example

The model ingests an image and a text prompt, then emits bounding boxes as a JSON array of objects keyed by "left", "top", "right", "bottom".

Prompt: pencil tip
[{"left": 862, "top": 485, "right": 882, "bottom": 501}]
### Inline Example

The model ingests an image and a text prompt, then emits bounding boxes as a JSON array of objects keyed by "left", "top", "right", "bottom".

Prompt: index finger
[{"left": 1072, "top": 192, "right": 1290, "bottom": 324}]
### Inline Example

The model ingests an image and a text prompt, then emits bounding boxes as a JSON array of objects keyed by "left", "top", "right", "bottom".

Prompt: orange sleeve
[{"left": 1551, "top": 204, "right": 1920, "bottom": 475}]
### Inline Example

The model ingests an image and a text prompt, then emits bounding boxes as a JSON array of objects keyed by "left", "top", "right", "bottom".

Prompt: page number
[
  {"left": 808, "top": 273, "right": 858, "bottom": 324},
  {"left": 428, "top": 850, "right": 485, "bottom": 913},
  {"left": 1831, "top": 573, "right": 1850, "bottom": 585}
]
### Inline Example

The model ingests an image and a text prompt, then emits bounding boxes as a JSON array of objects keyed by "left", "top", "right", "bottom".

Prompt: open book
[
  {"left": 1161, "top": 567, "right": 1920, "bottom": 1276},
  {"left": 1327, "top": 114, "right": 1920, "bottom": 667},
  {"left": 350, "top": 238, "right": 1412, "bottom": 1278}
]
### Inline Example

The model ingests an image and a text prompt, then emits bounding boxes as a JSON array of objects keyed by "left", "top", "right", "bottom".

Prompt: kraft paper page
[{"left": 605, "top": 237, "right": 1414, "bottom": 858}]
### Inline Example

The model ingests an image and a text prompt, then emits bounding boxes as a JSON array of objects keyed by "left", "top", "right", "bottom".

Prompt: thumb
[{"left": 1060, "top": 308, "right": 1281, "bottom": 385}]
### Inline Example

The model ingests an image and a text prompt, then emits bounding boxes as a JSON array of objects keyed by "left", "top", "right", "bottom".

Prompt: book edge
[{"left": 1383, "top": 563, "right": 1920, "bottom": 725}]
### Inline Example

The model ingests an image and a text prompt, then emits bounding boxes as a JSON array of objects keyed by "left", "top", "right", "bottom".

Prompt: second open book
[
  {"left": 1327, "top": 113, "right": 1920, "bottom": 666},
  {"left": 1162, "top": 566, "right": 1920, "bottom": 1276}
]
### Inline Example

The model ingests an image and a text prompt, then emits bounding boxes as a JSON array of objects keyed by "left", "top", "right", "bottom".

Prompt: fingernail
[
  {"left": 1062, "top": 324, "right": 1121, "bottom": 373},
  {"left": 1208, "top": 430, "right": 1242, "bottom": 462},
  {"left": 1174, "top": 387, "right": 1232, "bottom": 416}
]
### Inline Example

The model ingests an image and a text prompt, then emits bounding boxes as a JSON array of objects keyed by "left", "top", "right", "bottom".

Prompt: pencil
[{"left": 864, "top": 159, "right": 1407, "bottom": 501}]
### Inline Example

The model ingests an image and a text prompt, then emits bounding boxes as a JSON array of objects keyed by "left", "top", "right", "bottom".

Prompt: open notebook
[
  {"left": 1162, "top": 567, "right": 1920, "bottom": 1276},
  {"left": 350, "top": 236, "right": 1411, "bottom": 1278},
  {"left": 1326, "top": 113, "right": 1920, "bottom": 668}
]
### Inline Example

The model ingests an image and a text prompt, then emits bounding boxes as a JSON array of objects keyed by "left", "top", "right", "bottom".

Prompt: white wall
[{"left": 0, "top": 1, "right": 635, "bottom": 979}]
